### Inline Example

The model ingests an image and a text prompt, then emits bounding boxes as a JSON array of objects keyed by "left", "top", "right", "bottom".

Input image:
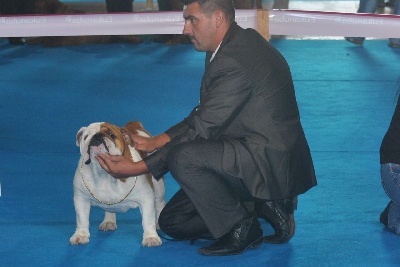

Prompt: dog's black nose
[
  {"left": 89, "top": 133, "right": 104, "bottom": 147},
  {"left": 85, "top": 133, "right": 105, "bottom": 165}
]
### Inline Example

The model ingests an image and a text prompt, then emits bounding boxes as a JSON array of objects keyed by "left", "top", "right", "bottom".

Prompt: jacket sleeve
[{"left": 144, "top": 56, "right": 252, "bottom": 179}]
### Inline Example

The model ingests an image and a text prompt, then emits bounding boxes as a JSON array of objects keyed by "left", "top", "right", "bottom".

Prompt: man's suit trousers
[{"left": 159, "top": 139, "right": 258, "bottom": 239}]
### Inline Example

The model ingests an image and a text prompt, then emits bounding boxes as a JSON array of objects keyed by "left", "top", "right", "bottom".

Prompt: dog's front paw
[
  {"left": 99, "top": 221, "right": 117, "bottom": 231},
  {"left": 142, "top": 236, "right": 162, "bottom": 247},
  {"left": 70, "top": 231, "right": 90, "bottom": 245}
]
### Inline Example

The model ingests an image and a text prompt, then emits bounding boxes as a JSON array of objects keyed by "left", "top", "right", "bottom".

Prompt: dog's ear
[
  {"left": 125, "top": 121, "right": 152, "bottom": 137},
  {"left": 76, "top": 127, "right": 86, "bottom": 147},
  {"left": 124, "top": 121, "right": 143, "bottom": 134},
  {"left": 120, "top": 128, "right": 133, "bottom": 146},
  {"left": 122, "top": 122, "right": 149, "bottom": 160},
  {"left": 120, "top": 128, "right": 135, "bottom": 162}
]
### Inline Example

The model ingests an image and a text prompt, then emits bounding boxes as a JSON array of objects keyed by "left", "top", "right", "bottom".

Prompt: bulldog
[{"left": 70, "top": 121, "right": 166, "bottom": 247}]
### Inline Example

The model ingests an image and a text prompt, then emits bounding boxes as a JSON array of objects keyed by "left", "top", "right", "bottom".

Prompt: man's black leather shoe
[
  {"left": 255, "top": 198, "right": 296, "bottom": 244},
  {"left": 198, "top": 212, "right": 263, "bottom": 256}
]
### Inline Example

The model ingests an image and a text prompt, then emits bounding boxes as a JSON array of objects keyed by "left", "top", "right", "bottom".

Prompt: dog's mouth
[{"left": 85, "top": 133, "right": 109, "bottom": 165}]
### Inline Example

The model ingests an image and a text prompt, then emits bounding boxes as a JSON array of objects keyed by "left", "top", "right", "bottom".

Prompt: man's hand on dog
[
  {"left": 132, "top": 133, "right": 171, "bottom": 152},
  {"left": 97, "top": 133, "right": 170, "bottom": 179},
  {"left": 96, "top": 153, "right": 148, "bottom": 179},
  {"left": 131, "top": 135, "right": 156, "bottom": 152}
]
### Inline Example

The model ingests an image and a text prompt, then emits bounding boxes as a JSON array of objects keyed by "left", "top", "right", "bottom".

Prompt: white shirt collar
[{"left": 210, "top": 41, "right": 222, "bottom": 62}]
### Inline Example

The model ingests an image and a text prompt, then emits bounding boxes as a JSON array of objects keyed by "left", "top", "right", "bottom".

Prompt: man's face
[{"left": 182, "top": 2, "right": 217, "bottom": 52}]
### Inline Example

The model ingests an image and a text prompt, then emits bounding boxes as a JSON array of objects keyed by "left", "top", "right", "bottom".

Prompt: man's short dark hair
[{"left": 180, "top": 0, "right": 235, "bottom": 23}]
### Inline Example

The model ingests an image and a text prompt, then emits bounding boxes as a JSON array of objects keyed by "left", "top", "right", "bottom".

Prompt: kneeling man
[{"left": 97, "top": 0, "right": 317, "bottom": 256}]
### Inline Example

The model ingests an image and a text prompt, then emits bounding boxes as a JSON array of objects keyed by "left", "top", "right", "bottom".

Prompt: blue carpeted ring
[{"left": 1, "top": 37, "right": 400, "bottom": 266}]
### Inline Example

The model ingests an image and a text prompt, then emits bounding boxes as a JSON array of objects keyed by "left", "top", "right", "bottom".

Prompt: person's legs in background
[
  {"left": 0, "top": 0, "right": 36, "bottom": 44},
  {"left": 104, "top": 0, "right": 144, "bottom": 43},
  {"left": 346, "top": 0, "right": 399, "bottom": 47},
  {"left": 345, "top": 0, "right": 377, "bottom": 45},
  {"left": 232, "top": 0, "right": 254, "bottom": 8},
  {"left": 105, "top": 0, "right": 133, "bottom": 12},
  {"left": 388, "top": 0, "right": 400, "bottom": 47},
  {"left": 380, "top": 163, "right": 400, "bottom": 235},
  {"left": 154, "top": 0, "right": 191, "bottom": 44}
]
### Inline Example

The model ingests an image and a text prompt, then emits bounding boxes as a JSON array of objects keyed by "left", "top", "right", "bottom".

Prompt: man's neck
[{"left": 210, "top": 22, "right": 230, "bottom": 53}]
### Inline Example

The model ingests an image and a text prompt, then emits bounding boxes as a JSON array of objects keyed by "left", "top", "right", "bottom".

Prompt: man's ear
[{"left": 214, "top": 10, "right": 224, "bottom": 28}]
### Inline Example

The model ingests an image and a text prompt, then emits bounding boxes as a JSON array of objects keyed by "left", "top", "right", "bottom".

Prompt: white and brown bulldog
[{"left": 70, "top": 121, "right": 166, "bottom": 247}]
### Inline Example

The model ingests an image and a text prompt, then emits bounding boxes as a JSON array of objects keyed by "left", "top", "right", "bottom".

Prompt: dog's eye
[
  {"left": 107, "top": 131, "right": 116, "bottom": 139},
  {"left": 83, "top": 135, "right": 88, "bottom": 140}
]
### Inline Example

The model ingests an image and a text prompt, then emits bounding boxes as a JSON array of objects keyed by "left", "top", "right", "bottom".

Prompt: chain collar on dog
[{"left": 80, "top": 162, "right": 137, "bottom": 206}]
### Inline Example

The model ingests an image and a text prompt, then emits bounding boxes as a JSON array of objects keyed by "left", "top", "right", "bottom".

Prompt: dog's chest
[
  {"left": 77, "top": 166, "right": 153, "bottom": 213},
  {"left": 91, "top": 199, "right": 139, "bottom": 213}
]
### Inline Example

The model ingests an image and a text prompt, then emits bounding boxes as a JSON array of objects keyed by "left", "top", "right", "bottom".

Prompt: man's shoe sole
[{"left": 198, "top": 236, "right": 263, "bottom": 256}]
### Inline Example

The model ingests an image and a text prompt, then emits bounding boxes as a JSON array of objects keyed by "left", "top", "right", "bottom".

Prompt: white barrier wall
[
  {"left": 270, "top": 10, "right": 400, "bottom": 38},
  {"left": 0, "top": 10, "right": 399, "bottom": 38}
]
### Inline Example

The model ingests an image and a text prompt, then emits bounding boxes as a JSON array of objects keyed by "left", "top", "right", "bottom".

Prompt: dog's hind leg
[
  {"left": 139, "top": 200, "right": 162, "bottom": 247},
  {"left": 99, "top": 212, "right": 117, "bottom": 231}
]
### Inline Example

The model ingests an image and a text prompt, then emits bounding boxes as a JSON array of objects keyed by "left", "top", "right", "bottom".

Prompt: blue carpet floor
[{"left": 1, "top": 38, "right": 400, "bottom": 266}]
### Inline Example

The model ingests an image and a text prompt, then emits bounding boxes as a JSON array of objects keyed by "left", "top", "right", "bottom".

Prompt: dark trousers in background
[
  {"left": 105, "top": 0, "right": 133, "bottom": 12},
  {"left": 105, "top": 0, "right": 181, "bottom": 12}
]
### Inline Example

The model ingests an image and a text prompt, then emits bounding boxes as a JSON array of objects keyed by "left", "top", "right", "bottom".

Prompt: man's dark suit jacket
[{"left": 144, "top": 22, "right": 317, "bottom": 200}]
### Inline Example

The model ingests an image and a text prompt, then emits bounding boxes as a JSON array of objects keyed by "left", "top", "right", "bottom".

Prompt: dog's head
[{"left": 76, "top": 122, "right": 145, "bottom": 165}]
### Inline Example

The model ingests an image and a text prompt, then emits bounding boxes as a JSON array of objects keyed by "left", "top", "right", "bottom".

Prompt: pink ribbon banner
[{"left": 0, "top": 9, "right": 399, "bottom": 38}]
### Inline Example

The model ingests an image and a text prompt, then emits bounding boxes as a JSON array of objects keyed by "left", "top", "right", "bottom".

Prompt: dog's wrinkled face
[{"left": 76, "top": 122, "right": 133, "bottom": 165}]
